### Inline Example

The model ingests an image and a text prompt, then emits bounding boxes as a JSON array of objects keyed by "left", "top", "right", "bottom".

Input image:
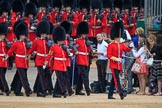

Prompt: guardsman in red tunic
[
  {"left": 28, "top": 21, "right": 51, "bottom": 97},
  {"left": 62, "top": 0, "right": 79, "bottom": 39},
  {"left": 113, "top": 0, "right": 122, "bottom": 22},
  {"left": 49, "top": 0, "right": 62, "bottom": 26},
  {"left": 37, "top": 0, "right": 50, "bottom": 22},
  {"left": 78, "top": 0, "right": 93, "bottom": 39},
  {"left": 75, "top": 21, "right": 91, "bottom": 96},
  {"left": 102, "top": 0, "right": 114, "bottom": 36},
  {"left": 0, "top": 22, "right": 10, "bottom": 96},
  {"left": 90, "top": 0, "right": 105, "bottom": 45},
  {"left": 45, "top": 26, "right": 68, "bottom": 98},
  {"left": 60, "top": 21, "right": 74, "bottom": 96},
  {"left": 107, "top": 21, "right": 131, "bottom": 100},
  {"left": 24, "top": 2, "right": 37, "bottom": 41},
  {"left": 5, "top": 22, "right": 32, "bottom": 96}
]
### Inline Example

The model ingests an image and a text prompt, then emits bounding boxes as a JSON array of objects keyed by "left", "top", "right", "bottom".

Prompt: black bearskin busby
[
  {"left": 13, "top": 20, "right": 24, "bottom": 35},
  {"left": 102, "top": 0, "right": 113, "bottom": 9},
  {"left": 79, "top": 0, "right": 90, "bottom": 10},
  {"left": 12, "top": 0, "right": 24, "bottom": 13},
  {"left": 30, "top": 0, "right": 39, "bottom": 8},
  {"left": 53, "top": 26, "right": 66, "bottom": 43},
  {"left": 0, "top": 22, "right": 8, "bottom": 35},
  {"left": 53, "top": 0, "right": 62, "bottom": 8},
  {"left": 77, "top": 21, "right": 89, "bottom": 35},
  {"left": 14, "top": 22, "right": 28, "bottom": 39},
  {"left": 60, "top": 21, "right": 72, "bottom": 35},
  {"left": 36, "top": 21, "right": 50, "bottom": 37},
  {"left": 110, "top": 21, "right": 124, "bottom": 40},
  {"left": 92, "top": 0, "right": 102, "bottom": 10},
  {"left": 62, "top": 0, "right": 74, "bottom": 7},
  {"left": 114, "top": 0, "right": 122, "bottom": 10},
  {"left": 132, "top": 0, "right": 140, "bottom": 8},
  {"left": 0, "top": 1, "right": 11, "bottom": 14},
  {"left": 25, "top": 2, "right": 37, "bottom": 17},
  {"left": 123, "top": 0, "right": 132, "bottom": 10},
  {"left": 38, "top": 0, "right": 50, "bottom": 8}
]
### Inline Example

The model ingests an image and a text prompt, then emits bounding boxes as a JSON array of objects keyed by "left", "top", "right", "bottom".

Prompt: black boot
[{"left": 75, "top": 91, "right": 85, "bottom": 95}]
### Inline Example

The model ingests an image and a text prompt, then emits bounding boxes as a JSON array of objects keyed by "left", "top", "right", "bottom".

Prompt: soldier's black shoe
[
  {"left": 63, "top": 92, "right": 68, "bottom": 98},
  {"left": 68, "top": 91, "right": 74, "bottom": 96},
  {"left": 37, "top": 92, "right": 46, "bottom": 97},
  {"left": 5, "top": 91, "right": 10, "bottom": 96},
  {"left": 15, "top": 92, "right": 24, "bottom": 96},
  {"left": 120, "top": 95, "right": 124, "bottom": 100},
  {"left": 108, "top": 96, "right": 116, "bottom": 99},
  {"left": 53, "top": 94, "right": 62, "bottom": 98},
  {"left": 86, "top": 92, "right": 91, "bottom": 96},
  {"left": 0, "top": 90, "right": 3, "bottom": 95},
  {"left": 75, "top": 91, "right": 85, "bottom": 95},
  {"left": 26, "top": 91, "right": 32, "bottom": 97}
]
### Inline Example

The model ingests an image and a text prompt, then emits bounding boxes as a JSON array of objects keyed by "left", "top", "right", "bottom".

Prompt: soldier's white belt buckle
[
  {"left": 78, "top": 52, "right": 89, "bottom": 55},
  {"left": 54, "top": 57, "right": 66, "bottom": 61},
  {"left": 37, "top": 53, "right": 47, "bottom": 57},
  {"left": 92, "top": 26, "right": 102, "bottom": 29},
  {"left": 16, "top": 54, "right": 26, "bottom": 58},
  {"left": 0, "top": 54, "right": 5, "bottom": 56}
]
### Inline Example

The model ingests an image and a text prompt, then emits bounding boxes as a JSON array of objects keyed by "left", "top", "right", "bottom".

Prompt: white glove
[
  {"left": 116, "top": 58, "right": 122, "bottom": 62},
  {"left": 43, "top": 65, "right": 46, "bottom": 69},
  {"left": 129, "top": 42, "right": 135, "bottom": 48}
]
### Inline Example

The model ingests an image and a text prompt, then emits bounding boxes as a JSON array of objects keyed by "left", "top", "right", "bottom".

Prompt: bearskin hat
[
  {"left": 13, "top": 20, "right": 24, "bottom": 34},
  {"left": 14, "top": 22, "right": 28, "bottom": 39},
  {"left": 38, "top": 0, "right": 50, "bottom": 8},
  {"left": 110, "top": 21, "right": 124, "bottom": 40},
  {"left": 114, "top": 0, "right": 122, "bottom": 9},
  {"left": 53, "top": 26, "right": 66, "bottom": 43},
  {"left": 21, "top": 0, "right": 27, "bottom": 6},
  {"left": 30, "top": 0, "right": 38, "bottom": 8},
  {"left": 102, "top": 0, "right": 113, "bottom": 8},
  {"left": 12, "top": 0, "right": 24, "bottom": 13},
  {"left": 0, "top": 1, "right": 11, "bottom": 14},
  {"left": 60, "top": 21, "right": 72, "bottom": 35},
  {"left": 77, "top": 21, "right": 89, "bottom": 35},
  {"left": 79, "top": 0, "right": 90, "bottom": 10},
  {"left": 92, "top": 0, "right": 102, "bottom": 10},
  {"left": 0, "top": 22, "right": 8, "bottom": 35},
  {"left": 53, "top": 0, "right": 62, "bottom": 8},
  {"left": 25, "top": 2, "right": 37, "bottom": 17},
  {"left": 132, "top": 0, "right": 140, "bottom": 8},
  {"left": 62, "top": 0, "right": 74, "bottom": 7},
  {"left": 36, "top": 21, "right": 50, "bottom": 37},
  {"left": 123, "top": 0, "right": 132, "bottom": 10}
]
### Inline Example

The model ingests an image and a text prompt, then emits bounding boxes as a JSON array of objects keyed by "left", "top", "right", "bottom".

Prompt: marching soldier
[
  {"left": 37, "top": 0, "right": 50, "bottom": 22},
  {"left": 107, "top": 21, "right": 131, "bottom": 100},
  {"left": 24, "top": 2, "right": 38, "bottom": 41},
  {"left": 28, "top": 21, "right": 51, "bottom": 97},
  {"left": 60, "top": 21, "right": 74, "bottom": 95},
  {"left": 113, "top": 0, "right": 122, "bottom": 22},
  {"left": 75, "top": 21, "right": 91, "bottom": 96},
  {"left": 102, "top": 0, "right": 114, "bottom": 36},
  {"left": 78, "top": 0, "right": 93, "bottom": 39},
  {"left": 49, "top": 0, "right": 62, "bottom": 26},
  {"left": 0, "top": 22, "right": 10, "bottom": 96},
  {"left": 90, "top": 0, "right": 105, "bottom": 45},
  {"left": 5, "top": 22, "right": 32, "bottom": 96},
  {"left": 62, "top": 0, "right": 79, "bottom": 39},
  {"left": 45, "top": 26, "right": 68, "bottom": 98}
]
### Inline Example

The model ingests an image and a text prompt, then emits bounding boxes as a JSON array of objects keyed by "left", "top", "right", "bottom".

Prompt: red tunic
[
  {"left": 37, "top": 12, "right": 46, "bottom": 22},
  {"left": 46, "top": 44, "right": 67, "bottom": 72},
  {"left": 75, "top": 38, "right": 90, "bottom": 66},
  {"left": 23, "top": 17, "right": 37, "bottom": 41},
  {"left": 29, "top": 38, "right": 50, "bottom": 66},
  {"left": 62, "top": 12, "right": 79, "bottom": 37},
  {"left": 7, "top": 41, "right": 29, "bottom": 68},
  {"left": 0, "top": 41, "right": 8, "bottom": 68},
  {"left": 107, "top": 42, "right": 131, "bottom": 70}
]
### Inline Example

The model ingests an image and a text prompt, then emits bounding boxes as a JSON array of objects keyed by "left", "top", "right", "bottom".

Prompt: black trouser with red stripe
[
  {"left": 76, "top": 65, "right": 91, "bottom": 93},
  {"left": 14, "top": 68, "right": 31, "bottom": 94},
  {"left": 0, "top": 68, "right": 9, "bottom": 92},
  {"left": 36, "top": 66, "right": 47, "bottom": 94},
  {"left": 53, "top": 71, "right": 67, "bottom": 95},
  {"left": 108, "top": 69, "right": 123, "bottom": 97}
]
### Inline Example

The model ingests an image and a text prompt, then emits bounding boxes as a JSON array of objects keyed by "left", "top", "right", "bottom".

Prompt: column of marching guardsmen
[{"left": 0, "top": 0, "right": 144, "bottom": 97}]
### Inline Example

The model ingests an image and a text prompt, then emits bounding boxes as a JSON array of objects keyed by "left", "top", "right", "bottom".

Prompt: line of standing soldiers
[{"left": 0, "top": 0, "right": 144, "bottom": 97}]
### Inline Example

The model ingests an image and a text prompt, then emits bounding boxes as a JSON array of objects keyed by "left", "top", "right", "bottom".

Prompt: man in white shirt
[{"left": 94, "top": 33, "right": 108, "bottom": 93}]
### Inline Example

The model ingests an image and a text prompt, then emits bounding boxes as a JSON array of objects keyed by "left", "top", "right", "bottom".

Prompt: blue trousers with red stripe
[{"left": 108, "top": 69, "right": 123, "bottom": 97}]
